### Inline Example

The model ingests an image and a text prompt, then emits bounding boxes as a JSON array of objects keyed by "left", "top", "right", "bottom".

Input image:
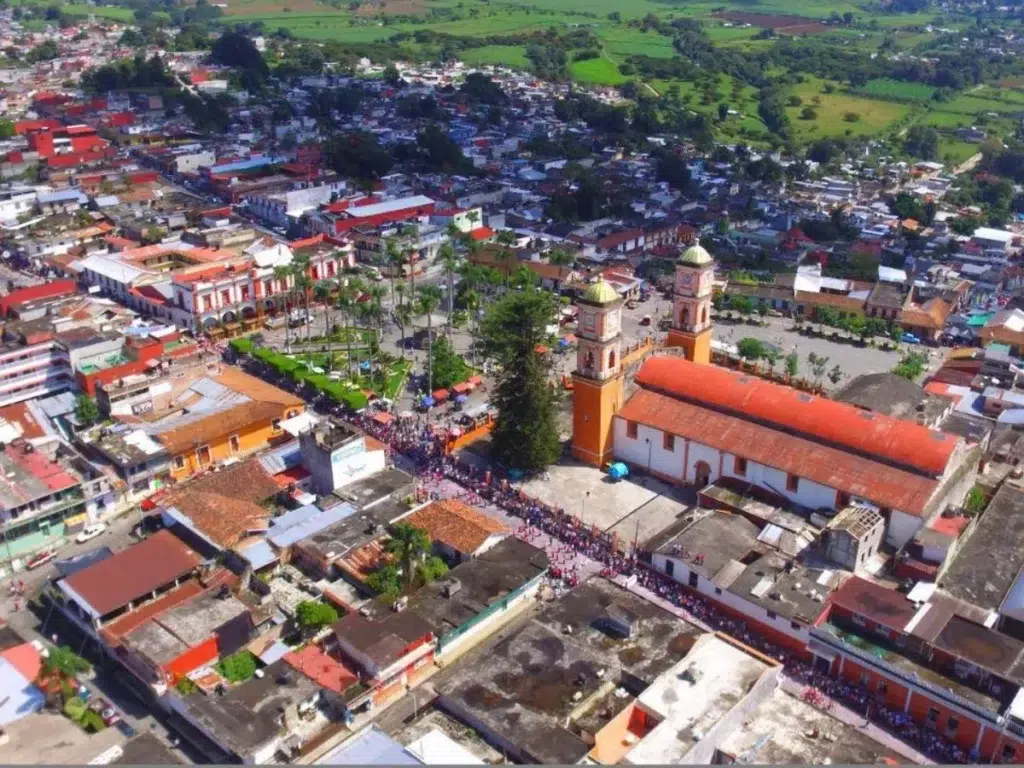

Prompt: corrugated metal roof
[
  {"left": 239, "top": 539, "right": 277, "bottom": 571},
  {"left": 268, "top": 503, "right": 357, "bottom": 548}
]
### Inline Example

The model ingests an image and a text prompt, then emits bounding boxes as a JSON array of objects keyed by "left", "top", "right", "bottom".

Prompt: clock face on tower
[{"left": 677, "top": 271, "right": 695, "bottom": 293}]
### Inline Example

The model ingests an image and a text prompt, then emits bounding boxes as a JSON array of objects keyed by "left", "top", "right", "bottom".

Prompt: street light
[
  {"left": 581, "top": 491, "right": 590, "bottom": 527},
  {"left": 645, "top": 437, "right": 652, "bottom": 483}
]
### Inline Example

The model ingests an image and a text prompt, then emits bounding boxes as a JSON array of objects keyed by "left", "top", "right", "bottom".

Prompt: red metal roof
[
  {"left": 636, "top": 357, "right": 957, "bottom": 477},
  {"left": 617, "top": 387, "right": 939, "bottom": 516},
  {"left": 62, "top": 530, "right": 203, "bottom": 617},
  {"left": 0, "top": 279, "right": 76, "bottom": 316},
  {"left": 826, "top": 576, "right": 917, "bottom": 632}
]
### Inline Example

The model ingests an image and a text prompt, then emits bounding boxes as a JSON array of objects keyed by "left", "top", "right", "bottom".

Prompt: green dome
[
  {"left": 680, "top": 242, "right": 713, "bottom": 267},
  {"left": 582, "top": 279, "right": 620, "bottom": 304}
]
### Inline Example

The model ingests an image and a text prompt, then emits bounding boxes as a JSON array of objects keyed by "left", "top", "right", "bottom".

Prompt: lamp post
[
  {"left": 581, "top": 491, "right": 590, "bottom": 527},
  {"left": 645, "top": 437, "right": 652, "bottom": 483}
]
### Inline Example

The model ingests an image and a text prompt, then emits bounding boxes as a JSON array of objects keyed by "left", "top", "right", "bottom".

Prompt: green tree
[
  {"left": 44, "top": 645, "right": 91, "bottom": 677},
  {"left": 807, "top": 352, "right": 829, "bottom": 387},
  {"left": 74, "top": 395, "right": 99, "bottom": 426},
  {"left": 294, "top": 600, "right": 339, "bottom": 632},
  {"left": 217, "top": 651, "right": 257, "bottom": 683},
  {"left": 480, "top": 288, "right": 560, "bottom": 470},
  {"left": 827, "top": 364, "right": 845, "bottom": 386},
  {"left": 784, "top": 351, "right": 799, "bottom": 379},
  {"left": 365, "top": 564, "right": 401, "bottom": 599},
  {"left": 737, "top": 337, "right": 766, "bottom": 361},
  {"left": 418, "top": 555, "right": 448, "bottom": 585},
  {"left": 429, "top": 337, "right": 469, "bottom": 390},
  {"left": 437, "top": 241, "right": 460, "bottom": 334},
  {"left": 385, "top": 522, "right": 431, "bottom": 587},
  {"left": 0, "top": 120, "right": 14, "bottom": 139},
  {"left": 893, "top": 352, "right": 927, "bottom": 380}
]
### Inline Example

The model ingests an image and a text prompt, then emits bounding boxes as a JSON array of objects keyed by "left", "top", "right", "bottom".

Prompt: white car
[{"left": 75, "top": 523, "right": 107, "bottom": 544}]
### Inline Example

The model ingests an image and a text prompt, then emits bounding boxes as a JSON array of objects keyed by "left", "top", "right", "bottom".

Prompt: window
[
  {"left": 196, "top": 445, "right": 211, "bottom": 465},
  {"left": 852, "top": 612, "right": 867, "bottom": 627},
  {"left": 272, "top": 418, "right": 282, "bottom": 433},
  {"left": 665, "top": 560, "right": 674, "bottom": 577},
  {"left": 791, "top": 621, "right": 802, "bottom": 631},
  {"left": 221, "top": 290, "right": 231, "bottom": 306},
  {"left": 946, "top": 716, "right": 958, "bottom": 735},
  {"left": 766, "top": 610, "right": 777, "bottom": 620},
  {"left": 1002, "top": 745, "right": 1016, "bottom": 763},
  {"left": 626, "top": 421, "right": 638, "bottom": 439},
  {"left": 786, "top": 473, "right": 800, "bottom": 492},
  {"left": 734, "top": 456, "right": 747, "bottom": 476},
  {"left": 927, "top": 708, "right": 939, "bottom": 725},
  {"left": 877, "top": 681, "right": 888, "bottom": 696},
  {"left": 173, "top": 456, "right": 185, "bottom": 470},
  {"left": 715, "top": 587, "right": 722, "bottom": 595},
  {"left": 203, "top": 296, "right": 212, "bottom": 312},
  {"left": 837, "top": 491, "right": 851, "bottom": 508},
  {"left": 688, "top": 571, "right": 699, "bottom": 588},
  {"left": 229, "top": 435, "right": 240, "bottom": 453},
  {"left": 664, "top": 433, "right": 675, "bottom": 451}
]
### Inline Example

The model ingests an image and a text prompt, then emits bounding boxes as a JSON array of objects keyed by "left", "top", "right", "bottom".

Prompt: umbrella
[
  {"left": 360, "top": 361, "right": 371, "bottom": 371},
  {"left": 420, "top": 396, "right": 436, "bottom": 408},
  {"left": 608, "top": 462, "right": 629, "bottom": 479},
  {"left": 558, "top": 337, "right": 571, "bottom": 348},
  {"left": 454, "top": 394, "right": 469, "bottom": 404}
]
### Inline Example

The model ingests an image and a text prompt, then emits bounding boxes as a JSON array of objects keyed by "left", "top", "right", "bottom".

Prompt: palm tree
[
  {"left": 437, "top": 242, "right": 459, "bottom": 335},
  {"left": 385, "top": 522, "right": 430, "bottom": 587},
  {"left": 273, "top": 265, "right": 293, "bottom": 350},
  {"left": 416, "top": 285, "right": 443, "bottom": 406},
  {"left": 314, "top": 280, "right": 333, "bottom": 370},
  {"left": 464, "top": 288, "right": 480, "bottom": 366},
  {"left": 291, "top": 253, "right": 313, "bottom": 348},
  {"left": 401, "top": 224, "right": 420, "bottom": 297},
  {"left": 335, "top": 283, "right": 357, "bottom": 377},
  {"left": 394, "top": 303, "right": 412, "bottom": 357},
  {"left": 384, "top": 237, "right": 402, "bottom": 306}
]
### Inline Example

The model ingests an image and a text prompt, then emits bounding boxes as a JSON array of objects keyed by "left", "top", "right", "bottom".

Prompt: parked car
[
  {"left": 89, "top": 698, "right": 121, "bottom": 727},
  {"left": 901, "top": 332, "right": 921, "bottom": 344},
  {"left": 75, "top": 523, "right": 106, "bottom": 544},
  {"left": 26, "top": 549, "right": 57, "bottom": 570}
]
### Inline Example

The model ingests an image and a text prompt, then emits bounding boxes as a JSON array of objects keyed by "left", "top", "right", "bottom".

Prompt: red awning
[
  {"left": 452, "top": 382, "right": 472, "bottom": 394},
  {"left": 468, "top": 375, "right": 483, "bottom": 386},
  {"left": 432, "top": 389, "right": 449, "bottom": 401},
  {"left": 372, "top": 411, "right": 394, "bottom": 425}
]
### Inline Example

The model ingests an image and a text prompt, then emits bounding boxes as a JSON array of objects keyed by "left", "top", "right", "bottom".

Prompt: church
[{"left": 571, "top": 242, "right": 974, "bottom": 550}]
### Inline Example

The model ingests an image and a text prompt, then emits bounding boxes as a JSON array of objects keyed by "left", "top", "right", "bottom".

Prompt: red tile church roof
[
  {"left": 617, "top": 387, "right": 939, "bottom": 516},
  {"left": 636, "top": 357, "right": 957, "bottom": 477}
]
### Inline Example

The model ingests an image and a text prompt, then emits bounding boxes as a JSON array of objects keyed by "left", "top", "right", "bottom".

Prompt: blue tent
[
  {"left": 454, "top": 394, "right": 469, "bottom": 403},
  {"left": 360, "top": 361, "right": 371, "bottom": 371},
  {"left": 608, "top": 462, "right": 629, "bottom": 480},
  {"left": 420, "top": 395, "right": 435, "bottom": 408}
]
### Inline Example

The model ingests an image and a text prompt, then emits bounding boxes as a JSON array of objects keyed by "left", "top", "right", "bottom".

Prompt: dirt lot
[{"left": 713, "top": 11, "right": 828, "bottom": 34}]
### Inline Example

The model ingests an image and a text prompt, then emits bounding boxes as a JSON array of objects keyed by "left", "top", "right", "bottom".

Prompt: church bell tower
[
  {"left": 572, "top": 279, "right": 624, "bottom": 467},
  {"left": 666, "top": 240, "right": 715, "bottom": 365}
]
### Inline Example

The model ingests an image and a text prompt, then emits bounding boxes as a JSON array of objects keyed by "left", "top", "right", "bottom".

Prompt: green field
[
  {"left": 459, "top": 44, "right": 531, "bottom": 69},
  {"left": 569, "top": 56, "right": 626, "bottom": 85},
  {"left": 786, "top": 78, "right": 914, "bottom": 140}
]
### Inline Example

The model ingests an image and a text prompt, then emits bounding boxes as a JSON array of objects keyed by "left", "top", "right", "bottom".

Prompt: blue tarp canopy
[
  {"left": 608, "top": 462, "right": 629, "bottom": 479},
  {"left": 421, "top": 396, "right": 435, "bottom": 407}
]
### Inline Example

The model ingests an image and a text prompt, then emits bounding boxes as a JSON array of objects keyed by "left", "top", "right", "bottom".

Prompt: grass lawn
[
  {"left": 597, "top": 26, "right": 676, "bottom": 59},
  {"left": 570, "top": 56, "right": 626, "bottom": 85},
  {"left": 785, "top": 77, "right": 912, "bottom": 140},
  {"left": 459, "top": 44, "right": 530, "bottom": 68}
]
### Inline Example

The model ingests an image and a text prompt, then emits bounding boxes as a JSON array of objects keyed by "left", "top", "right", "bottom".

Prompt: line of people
[{"left": 352, "top": 411, "right": 970, "bottom": 764}]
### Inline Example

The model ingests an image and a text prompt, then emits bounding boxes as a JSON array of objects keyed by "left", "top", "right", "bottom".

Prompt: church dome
[
  {"left": 582, "top": 279, "right": 620, "bottom": 304},
  {"left": 680, "top": 241, "right": 713, "bottom": 267}
]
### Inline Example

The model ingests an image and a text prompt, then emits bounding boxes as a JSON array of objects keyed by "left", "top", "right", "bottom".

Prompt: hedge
[{"left": 248, "top": 346, "right": 369, "bottom": 410}]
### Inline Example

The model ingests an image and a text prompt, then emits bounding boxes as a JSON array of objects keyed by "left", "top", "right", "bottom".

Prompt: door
[{"left": 693, "top": 460, "right": 712, "bottom": 489}]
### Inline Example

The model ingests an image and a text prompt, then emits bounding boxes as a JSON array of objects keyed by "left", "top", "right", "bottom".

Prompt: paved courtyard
[{"left": 516, "top": 459, "right": 693, "bottom": 549}]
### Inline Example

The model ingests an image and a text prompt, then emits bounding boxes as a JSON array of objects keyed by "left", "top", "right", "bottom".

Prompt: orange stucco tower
[
  {"left": 572, "top": 279, "right": 624, "bottom": 467},
  {"left": 666, "top": 240, "right": 714, "bottom": 364}
]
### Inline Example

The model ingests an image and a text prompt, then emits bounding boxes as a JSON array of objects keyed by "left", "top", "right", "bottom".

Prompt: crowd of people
[{"left": 349, "top": 410, "right": 970, "bottom": 765}]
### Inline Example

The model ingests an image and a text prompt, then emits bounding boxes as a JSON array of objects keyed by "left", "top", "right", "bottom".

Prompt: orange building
[
  {"left": 156, "top": 368, "right": 303, "bottom": 480},
  {"left": 571, "top": 280, "right": 625, "bottom": 467},
  {"left": 666, "top": 241, "right": 714, "bottom": 364}
]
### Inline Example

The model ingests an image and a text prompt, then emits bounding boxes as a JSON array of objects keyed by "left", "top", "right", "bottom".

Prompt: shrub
[
  {"left": 843, "top": 111, "right": 861, "bottom": 122},
  {"left": 217, "top": 651, "right": 258, "bottom": 683},
  {"left": 295, "top": 600, "right": 340, "bottom": 632}
]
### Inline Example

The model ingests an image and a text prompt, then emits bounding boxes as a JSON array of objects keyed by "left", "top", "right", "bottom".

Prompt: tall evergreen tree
[{"left": 480, "top": 288, "right": 560, "bottom": 470}]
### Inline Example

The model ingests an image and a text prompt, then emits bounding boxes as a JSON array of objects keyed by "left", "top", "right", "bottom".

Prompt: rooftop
[
  {"left": 161, "top": 460, "right": 280, "bottom": 550},
  {"left": 60, "top": 530, "right": 204, "bottom": 619},
  {"left": 625, "top": 635, "right": 773, "bottom": 764},
  {"left": 716, "top": 686, "right": 902, "bottom": 764},
  {"left": 0, "top": 441, "right": 82, "bottom": 511},
  {"left": 942, "top": 483, "right": 1024, "bottom": 612},
  {"left": 435, "top": 578, "right": 700, "bottom": 765},
  {"left": 368, "top": 537, "right": 548, "bottom": 637},
  {"left": 635, "top": 357, "right": 957, "bottom": 477},
  {"left": 178, "top": 659, "right": 319, "bottom": 760},
  {"left": 835, "top": 372, "right": 951, "bottom": 424},
  {"left": 401, "top": 499, "right": 509, "bottom": 555}
]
